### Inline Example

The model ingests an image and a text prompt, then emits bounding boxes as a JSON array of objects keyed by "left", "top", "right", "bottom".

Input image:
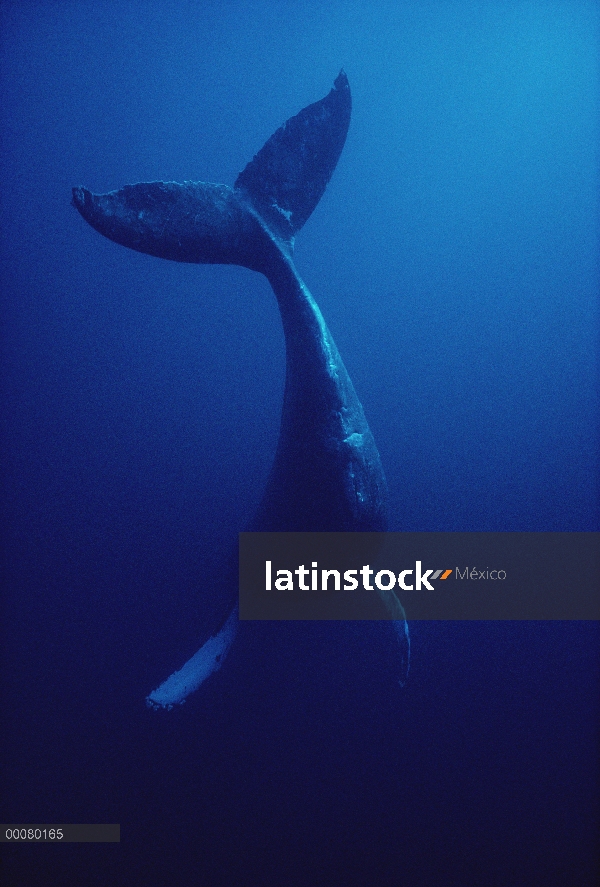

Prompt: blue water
[{"left": 1, "top": 2, "right": 598, "bottom": 885}]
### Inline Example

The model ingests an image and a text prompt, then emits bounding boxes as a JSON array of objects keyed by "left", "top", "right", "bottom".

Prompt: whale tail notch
[{"left": 72, "top": 71, "right": 351, "bottom": 268}]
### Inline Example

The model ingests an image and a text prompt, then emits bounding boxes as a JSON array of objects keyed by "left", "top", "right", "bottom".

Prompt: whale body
[{"left": 72, "top": 72, "right": 409, "bottom": 708}]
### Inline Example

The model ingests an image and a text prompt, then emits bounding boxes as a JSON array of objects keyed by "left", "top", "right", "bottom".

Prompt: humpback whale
[{"left": 72, "top": 72, "right": 409, "bottom": 708}]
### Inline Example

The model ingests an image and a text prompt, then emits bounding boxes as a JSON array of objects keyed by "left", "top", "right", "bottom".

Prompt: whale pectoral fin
[
  {"left": 146, "top": 606, "right": 238, "bottom": 710},
  {"left": 371, "top": 583, "right": 410, "bottom": 686},
  {"left": 234, "top": 70, "right": 351, "bottom": 241}
]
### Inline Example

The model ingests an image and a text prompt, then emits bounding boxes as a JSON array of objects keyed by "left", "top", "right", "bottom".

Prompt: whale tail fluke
[{"left": 72, "top": 71, "right": 351, "bottom": 269}]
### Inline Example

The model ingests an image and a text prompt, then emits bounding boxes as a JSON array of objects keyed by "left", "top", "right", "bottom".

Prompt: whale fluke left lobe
[{"left": 71, "top": 180, "right": 272, "bottom": 270}]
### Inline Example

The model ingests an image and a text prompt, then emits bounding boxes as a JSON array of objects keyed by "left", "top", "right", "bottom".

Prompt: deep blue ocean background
[{"left": 1, "top": 2, "right": 598, "bottom": 885}]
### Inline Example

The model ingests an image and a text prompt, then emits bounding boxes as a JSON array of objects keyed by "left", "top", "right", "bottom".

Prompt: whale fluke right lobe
[{"left": 234, "top": 70, "right": 351, "bottom": 242}]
